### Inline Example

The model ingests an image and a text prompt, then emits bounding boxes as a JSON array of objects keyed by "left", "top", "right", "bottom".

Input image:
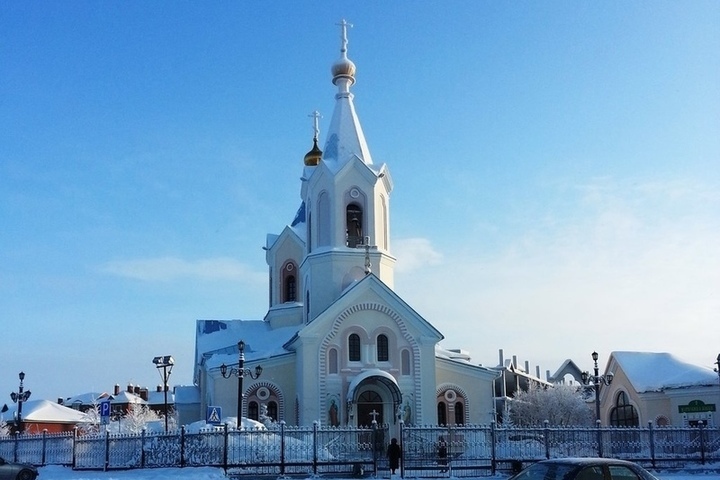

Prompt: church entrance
[{"left": 357, "top": 390, "right": 384, "bottom": 426}]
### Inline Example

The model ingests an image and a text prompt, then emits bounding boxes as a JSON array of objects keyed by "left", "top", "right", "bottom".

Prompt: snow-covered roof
[
  {"left": 196, "top": 319, "right": 299, "bottom": 370},
  {"left": 435, "top": 345, "right": 473, "bottom": 364},
  {"left": 611, "top": 351, "right": 718, "bottom": 393},
  {"left": 63, "top": 391, "right": 109, "bottom": 406},
  {"left": 110, "top": 390, "right": 146, "bottom": 404},
  {"left": 4, "top": 399, "right": 89, "bottom": 423}
]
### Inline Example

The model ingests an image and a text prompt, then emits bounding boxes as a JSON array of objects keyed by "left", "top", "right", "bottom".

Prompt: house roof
[
  {"left": 4, "top": 399, "right": 89, "bottom": 424},
  {"left": 611, "top": 351, "right": 718, "bottom": 393}
]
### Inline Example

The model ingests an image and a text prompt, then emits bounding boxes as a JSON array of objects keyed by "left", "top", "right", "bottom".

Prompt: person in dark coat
[
  {"left": 437, "top": 435, "right": 448, "bottom": 471},
  {"left": 387, "top": 437, "right": 401, "bottom": 475}
]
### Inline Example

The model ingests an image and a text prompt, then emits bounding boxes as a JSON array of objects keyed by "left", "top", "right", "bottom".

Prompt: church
[{"left": 192, "top": 22, "right": 498, "bottom": 428}]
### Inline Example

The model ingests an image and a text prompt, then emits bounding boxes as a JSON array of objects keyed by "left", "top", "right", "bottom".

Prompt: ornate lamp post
[
  {"left": 581, "top": 351, "right": 614, "bottom": 425},
  {"left": 152, "top": 355, "right": 174, "bottom": 432},
  {"left": 220, "top": 340, "right": 262, "bottom": 428},
  {"left": 10, "top": 372, "right": 32, "bottom": 433}
]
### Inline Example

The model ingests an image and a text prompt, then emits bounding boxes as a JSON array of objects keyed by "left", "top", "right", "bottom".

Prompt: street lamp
[
  {"left": 152, "top": 355, "right": 174, "bottom": 433},
  {"left": 220, "top": 340, "right": 263, "bottom": 428},
  {"left": 714, "top": 353, "right": 720, "bottom": 388},
  {"left": 581, "top": 351, "right": 614, "bottom": 425},
  {"left": 9, "top": 372, "right": 32, "bottom": 433}
]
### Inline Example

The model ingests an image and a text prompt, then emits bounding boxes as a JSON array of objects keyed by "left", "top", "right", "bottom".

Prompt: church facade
[{"left": 193, "top": 22, "right": 498, "bottom": 428}]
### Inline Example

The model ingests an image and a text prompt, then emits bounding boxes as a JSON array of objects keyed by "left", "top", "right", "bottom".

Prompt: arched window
[
  {"left": 454, "top": 402, "right": 465, "bottom": 425},
  {"left": 267, "top": 401, "right": 278, "bottom": 421},
  {"left": 284, "top": 275, "right": 296, "bottom": 302},
  {"left": 377, "top": 334, "right": 389, "bottom": 362},
  {"left": 282, "top": 262, "right": 297, "bottom": 302},
  {"left": 306, "top": 290, "right": 310, "bottom": 317},
  {"left": 346, "top": 204, "right": 363, "bottom": 248},
  {"left": 401, "top": 349, "right": 411, "bottom": 375},
  {"left": 328, "top": 348, "right": 338, "bottom": 374},
  {"left": 248, "top": 401, "right": 259, "bottom": 421},
  {"left": 437, "top": 401, "right": 447, "bottom": 426},
  {"left": 348, "top": 333, "right": 361, "bottom": 362},
  {"left": 610, "top": 391, "right": 639, "bottom": 427},
  {"left": 318, "top": 192, "right": 331, "bottom": 246}
]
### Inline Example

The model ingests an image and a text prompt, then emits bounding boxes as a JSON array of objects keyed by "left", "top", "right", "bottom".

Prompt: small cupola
[
  {"left": 304, "top": 110, "right": 323, "bottom": 166},
  {"left": 304, "top": 137, "right": 322, "bottom": 166}
]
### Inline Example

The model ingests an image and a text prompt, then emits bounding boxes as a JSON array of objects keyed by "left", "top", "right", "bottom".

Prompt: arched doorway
[
  {"left": 357, "top": 390, "right": 383, "bottom": 426},
  {"left": 346, "top": 369, "right": 402, "bottom": 427}
]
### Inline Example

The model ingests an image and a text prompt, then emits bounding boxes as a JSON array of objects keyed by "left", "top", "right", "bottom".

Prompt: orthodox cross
[
  {"left": 337, "top": 19, "right": 352, "bottom": 55},
  {"left": 356, "top": 236, "right": 377, "bottom": 275},
  {"left": 308, "top": 110, "right": 321, "bottom": 141},
  {"left": 369, "top": 409, "right": 379, "bottom": 424}
]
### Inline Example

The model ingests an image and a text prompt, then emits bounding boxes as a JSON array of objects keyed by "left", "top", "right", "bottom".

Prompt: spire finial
[
  {"left": 309, "top": 110, "right": 321, "bottom": 141},
  {"left": 332, "top": 19, "right": 356, "bottom": 87},
  {"left": 337, "top": 19, "right": 353, "bottom": 57},
  {"left": 303, "top": 111, "right": 323, "bottom": 167}
]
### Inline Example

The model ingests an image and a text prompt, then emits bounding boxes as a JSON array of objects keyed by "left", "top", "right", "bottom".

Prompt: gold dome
[
  {"left": 331, "top": 57, "right": 356, "bottom": 85},
  {"left": 304, "top": 138, "right": 323, "bottom": 166}
]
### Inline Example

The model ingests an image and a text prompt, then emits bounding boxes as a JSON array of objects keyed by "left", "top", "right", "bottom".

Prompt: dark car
[
  {"left": 0, "top": 457, "right": 38, "bottom": 480},
  {"left": 508, "top": 457, "right": 659, "bottom": 480}
]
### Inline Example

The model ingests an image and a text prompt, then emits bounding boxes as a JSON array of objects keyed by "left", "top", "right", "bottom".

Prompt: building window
[
  {"left": 328, "top": 348, "right": 338, "bottom": 374},
  {"left": 377, "top": 334, "right": 389, "bottom": 362},
  {"left": 401, "top": 349, "right": 411, "bottom": 375},
  {"left": 248, "top": 401, "right": 259, "bottom": 421},
  {"left": 437, "top": 402, "right": 447, "bottom": 426},
  {"left": 282, "top": 262, "right": 298, "bottom": 302},
  {"left": 610, "top": 391, "right": 639, "bottom": 427},
  {"left": 267, "top": 401, "right": 278, "bottom": 421},
  {"left": 349, "top": 333, "right": 361, "bottom": 362},
  {"left": 454, "top": 402, "right": 464, "bottom": 425},
  {"left": 346, "top": 204, "right": 363, "bottom": 248},
  {"left": 284, "top": 275, "right": 296, "bottom": 302}
]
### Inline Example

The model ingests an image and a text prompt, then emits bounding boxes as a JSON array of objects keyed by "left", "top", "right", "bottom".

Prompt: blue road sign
[
  {"left": 207, "top": 406, "right": 222, "bottom": 425},
  {"left": 100, "top": 400, "right": 111, "bottom": 424}
]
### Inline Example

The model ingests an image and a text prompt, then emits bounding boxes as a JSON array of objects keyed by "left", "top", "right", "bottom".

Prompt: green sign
[{"left": 678, "top": 400, "right": 716, "bottom": 414}]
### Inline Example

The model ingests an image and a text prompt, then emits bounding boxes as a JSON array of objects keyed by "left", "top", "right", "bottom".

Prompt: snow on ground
[{"left": 37, "top": 465, "right": 720, "bottom": 480}]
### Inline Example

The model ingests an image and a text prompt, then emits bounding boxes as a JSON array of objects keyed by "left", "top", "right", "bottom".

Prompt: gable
[{"left": 295, "top": 274, "right": 443, "bottom": 345}]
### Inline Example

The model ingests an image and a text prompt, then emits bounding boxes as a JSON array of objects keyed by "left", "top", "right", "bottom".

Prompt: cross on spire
[
  {"left": 337, "top": 19, "right": 352, "bottom": 56},
  {"left": 356, "top": 236, "right": 377, "bottom": 275},
  {"left": 308, "top": 110, "right": 321, "bottom": 141}
]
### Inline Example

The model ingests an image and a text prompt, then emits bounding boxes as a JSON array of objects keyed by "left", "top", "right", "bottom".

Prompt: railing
[{"left": 0, "top": 422, "right": 718, "bottom": 477}]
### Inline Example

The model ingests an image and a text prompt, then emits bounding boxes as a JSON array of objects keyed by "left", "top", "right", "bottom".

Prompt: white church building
[{"left": 192, "top": 22, "right": 498, "bottom": 428}]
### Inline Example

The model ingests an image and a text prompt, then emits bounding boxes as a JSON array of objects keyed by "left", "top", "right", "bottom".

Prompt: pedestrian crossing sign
[{"left": 206, "top": 406, "right": 222, "bottom": 425}]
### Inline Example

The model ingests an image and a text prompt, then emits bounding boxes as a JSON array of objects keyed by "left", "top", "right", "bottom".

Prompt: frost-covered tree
[
  {"left": 123, "top": 404, "right": 162, "bottom": 434},
  {"left": 509, "top": 383, "right": 593, "bottom": 426},
  {"left": 0, "top": 418, "right": 10, "bottom": 437},
  {"left": 258, "top": 403, "right": 277, "bottom": 429},
  {"left": 78, "top": 396, "right": 102, "bottom": 435}
]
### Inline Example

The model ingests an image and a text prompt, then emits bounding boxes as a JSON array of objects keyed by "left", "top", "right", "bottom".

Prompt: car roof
[{"left": 539, "top": 457, "right": 637, "bottom": 466}]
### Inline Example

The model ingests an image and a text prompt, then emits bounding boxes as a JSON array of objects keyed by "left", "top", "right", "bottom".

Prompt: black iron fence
[{"left": 0, "top": 422, "right": 718, "bottom": 477}]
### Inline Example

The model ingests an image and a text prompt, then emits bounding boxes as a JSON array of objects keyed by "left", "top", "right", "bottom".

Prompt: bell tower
[{"left": 299, "top": 20, "right": 396, "bottom": 322}]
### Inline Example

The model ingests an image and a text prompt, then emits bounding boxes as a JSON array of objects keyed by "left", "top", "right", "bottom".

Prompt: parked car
[
  {"left": 508, "top": 457, "right": 659, "bottom": 480},
  {"left": 0, "top": 457, "right": 38, "bottom": 480}
]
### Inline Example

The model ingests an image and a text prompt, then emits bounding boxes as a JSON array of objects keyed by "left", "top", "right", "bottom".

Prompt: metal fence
[{"left": 1, "top": 422, "right": 718, "bottom": 477}]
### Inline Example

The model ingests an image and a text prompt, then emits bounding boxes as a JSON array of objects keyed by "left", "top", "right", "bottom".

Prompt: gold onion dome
[
  {"left": 331, "top": 56, "right": 356, "bottom": 85},
  {"left": 304, "top": 138, "right": 323, "bottom": 166}
]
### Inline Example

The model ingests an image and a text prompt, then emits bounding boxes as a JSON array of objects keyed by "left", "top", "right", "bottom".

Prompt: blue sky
[{"left": 2, "top": 2, "right": 719, "bottom": 402}]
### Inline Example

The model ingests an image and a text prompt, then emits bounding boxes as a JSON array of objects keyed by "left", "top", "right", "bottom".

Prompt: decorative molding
[{"left": 319, "top": 301, "right": 423, "bottom": 424}]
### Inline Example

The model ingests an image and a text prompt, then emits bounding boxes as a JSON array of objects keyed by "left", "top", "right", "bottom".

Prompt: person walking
[
  {"left": 387, "top": 437, "right": 401, "bottom": 475},
  {"left": 437, "top": 435, "right": 448, "bottom": 472}
]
